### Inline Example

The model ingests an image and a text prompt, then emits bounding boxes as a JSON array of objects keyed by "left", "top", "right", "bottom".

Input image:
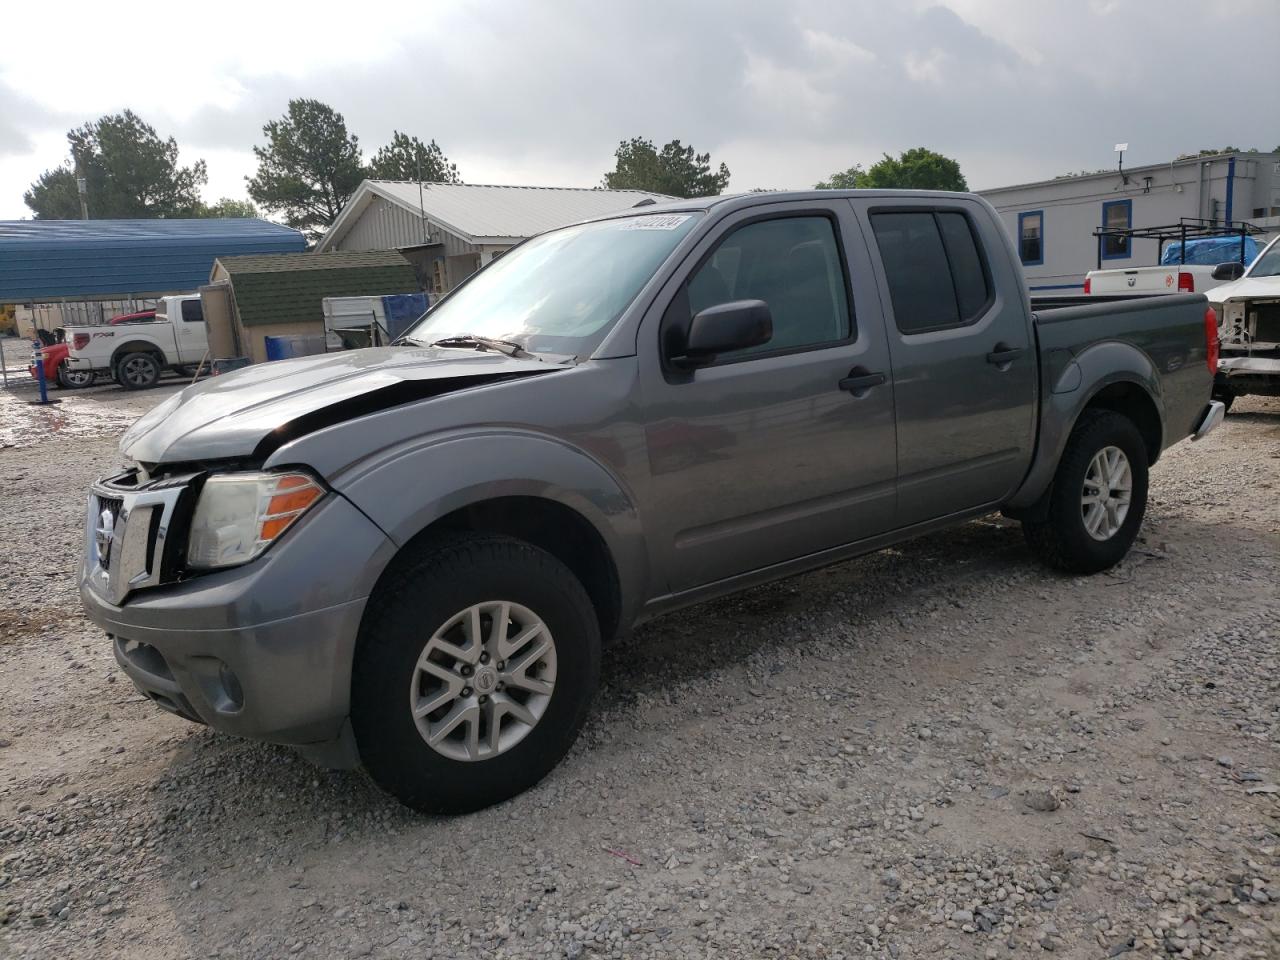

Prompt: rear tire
[
  {"left": 1022, "top": 410, "right": 1149, "bottom": 575},
  {"left": 114, "top": 352, "right": 161, "bottom": 390},
  {"left": 56, "top": 362, "right": 93, "bottom": 390},
  {"left": 352, "top": 534, "right": 601, "bottom": 814},
  {"left": 1211, "top": 386, "right": 1235, "bottom": 413}
]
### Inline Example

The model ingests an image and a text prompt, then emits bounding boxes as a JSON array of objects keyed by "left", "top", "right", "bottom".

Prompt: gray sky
[{"left": 1, "top": 0, "right": 1275, "bottom": 220}]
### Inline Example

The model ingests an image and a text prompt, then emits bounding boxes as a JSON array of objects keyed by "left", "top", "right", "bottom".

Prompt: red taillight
[
  {"left": 1083, "top": 277, "right": 1091, "bottom": 295},
  {"left": 1178, "top": 272, "right": 1194, "bottom": 293},
  {"left": 72, "top": 333, "right": 89, "bottom": 351},
  {"left": 1204, "top": 307, "right": 1219, "bottom": 373}
]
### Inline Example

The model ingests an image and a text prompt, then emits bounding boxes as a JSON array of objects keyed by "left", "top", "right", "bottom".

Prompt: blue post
[
  {"left": 28, "top": 338, "right": 59, "bottom": 406},
  {"left": 34, "top": 339, "right": 49, "bottom": 402}
]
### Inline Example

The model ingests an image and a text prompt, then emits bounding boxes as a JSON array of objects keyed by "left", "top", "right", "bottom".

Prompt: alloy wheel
[
  {"left": 409, "top": 600, "right": 557, "bottom": 762},
  {"left": 1081, "top": 445, "right": 1132, "bottom": 541}
]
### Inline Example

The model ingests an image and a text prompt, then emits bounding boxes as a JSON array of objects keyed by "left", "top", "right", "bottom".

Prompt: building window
[
  {"left": 1101, "top": 199, "right": 1132, "bottom": 260},
  {"left": 1018, "top": 210, "right": 1044, "bottom": 265}
]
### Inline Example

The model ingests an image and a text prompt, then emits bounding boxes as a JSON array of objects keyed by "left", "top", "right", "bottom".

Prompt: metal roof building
[
  {"left": 0, "top": 218, "right": 306, "bottom": 303},
  {"left": 316, "top": 181, "right": 671, "bottom": 293}
]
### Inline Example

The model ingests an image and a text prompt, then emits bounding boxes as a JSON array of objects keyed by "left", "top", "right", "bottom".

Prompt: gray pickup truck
[{"left": 79, "top": 190, "right": 1223, "bottom": 813}]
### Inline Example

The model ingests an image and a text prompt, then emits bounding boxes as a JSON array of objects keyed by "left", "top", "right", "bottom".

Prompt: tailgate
[{"left": 1087, "top": 266, "right": 1180, "bottom": 295}]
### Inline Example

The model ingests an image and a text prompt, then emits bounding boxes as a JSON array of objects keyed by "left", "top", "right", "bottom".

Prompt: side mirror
[
  {"left": 674, "top": 300, "right": 772, "bottom": 367},
  {"left": 1211, "top": 261, "right": 1245, "bottom": 282}
]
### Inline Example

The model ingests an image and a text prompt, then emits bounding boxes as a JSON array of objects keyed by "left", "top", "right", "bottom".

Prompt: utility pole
[
  {"left": 416, "top": 153, "right": 428, "bottom": 245},
  {"left": 76, "top": 175, "right": 89, "bottom": 220}
]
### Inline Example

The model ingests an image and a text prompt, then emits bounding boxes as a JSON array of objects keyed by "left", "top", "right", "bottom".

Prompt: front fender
[
  {"left": 1005, "top": 340, "right": 1163, "bottom": 511},
  {"left": 324, "top": 430, "right": 649, "bottom": 624}
]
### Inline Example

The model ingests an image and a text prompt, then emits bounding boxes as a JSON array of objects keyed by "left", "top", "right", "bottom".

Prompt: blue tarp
[
  {"left": 382, "top": 293, "right": 430, "bottom": 341},
  {"left": 0, "top": 218, "right": 306, "bottom": 302},
  {"left": 1161, "top": 236, "right": 1262, "bottom": 267}
]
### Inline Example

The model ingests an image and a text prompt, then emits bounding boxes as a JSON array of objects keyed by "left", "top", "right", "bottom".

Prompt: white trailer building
[{"left": 977, "top": 151, "right": 1280, "bottom": 294}]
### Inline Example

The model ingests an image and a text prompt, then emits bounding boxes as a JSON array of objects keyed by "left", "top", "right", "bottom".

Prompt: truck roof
[{"left": 587, "top": 188, "right": 981, "bottom": 220}]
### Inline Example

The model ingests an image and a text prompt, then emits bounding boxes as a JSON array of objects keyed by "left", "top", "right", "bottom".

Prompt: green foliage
[
  {"left": 603, "top": 137, "right": 730, "bottom": 198},
  {"left": 816, "top": 149, "right": 966, "bottom": 192},
  {"left": 864, "top": 148, "right": 967, "bottom": 191},
  {"left": 24, "top": 110, "right": 207, "bottom": 219},
  {"left": 197, "top": 197, "right": 261, "bottom": 218},
  {"left": 814, "top": 165, "right": 864, "bottom": 190},
  {"left": 369, "top": 132, "right": 460, "bottom": 183},
  {"left": 247, "top": 99, "right": 365, "bottom": 240}
]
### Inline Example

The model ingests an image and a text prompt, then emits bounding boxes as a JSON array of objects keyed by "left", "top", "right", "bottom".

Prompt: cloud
[{"left": 1, "top": 0, "right": 1278, "bottom": 218}]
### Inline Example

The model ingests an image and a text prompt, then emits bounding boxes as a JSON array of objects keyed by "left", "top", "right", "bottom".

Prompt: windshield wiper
[{"left": 425, "top": 334, "right": 531, "bottom": 358}]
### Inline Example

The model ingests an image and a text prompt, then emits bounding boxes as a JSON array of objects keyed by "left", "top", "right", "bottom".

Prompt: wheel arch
[
  {"left": 1005, "top": 361, "right": 1163, "bottom": 518},
  {"left": 374, "top": 496, "right": 624, "bottom": 644},
  {"left": 332, "top": 432, "right": 649, "bottom": 642},
  {"left": 109, "top": 340, "right": 165, "bottom": 368}
]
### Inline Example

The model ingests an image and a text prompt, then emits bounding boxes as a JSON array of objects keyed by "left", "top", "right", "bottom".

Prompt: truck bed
[{"left": 1032, "top": 292, "right": 1211, "bottom": 451}]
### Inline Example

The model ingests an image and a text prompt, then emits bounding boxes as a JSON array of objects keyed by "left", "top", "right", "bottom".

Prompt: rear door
[
  {"left": 638, "top": 200, "right": 897, "bottom": 592},
  {"left": 854, "top": 198, "right": 1037, "bottom": 526}
]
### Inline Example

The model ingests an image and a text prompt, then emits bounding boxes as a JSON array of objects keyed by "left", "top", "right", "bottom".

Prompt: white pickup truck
[
  {"left": 1206, "top": 234, "right": 1280, "bottom": 408},
  {"left": 1085, "top": 234, "right": 1264, "bottom": 297},
  {"left": 66, "top": 294, "right": 208, "bottom": 390}
]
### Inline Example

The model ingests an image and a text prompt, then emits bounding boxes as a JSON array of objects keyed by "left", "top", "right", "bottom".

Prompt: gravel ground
[{"left": 1, "top": 368, "right": 1277, "bottom": 960}]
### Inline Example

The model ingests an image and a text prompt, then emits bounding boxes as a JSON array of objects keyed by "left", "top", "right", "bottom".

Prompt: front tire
[
  {"left": 114, "top": 352, "right": 161, "bottom": 390},
  {"left": 1022, "top": 410, "right": 1149, "bottom": 574},
  {"left": 352, "top": 534, "right": 601, "bottom": 814}
]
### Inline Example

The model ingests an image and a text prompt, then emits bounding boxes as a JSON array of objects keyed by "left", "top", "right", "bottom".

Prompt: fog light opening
[{"left": 218, "top": 662, "right": 245, "bottom": 711}]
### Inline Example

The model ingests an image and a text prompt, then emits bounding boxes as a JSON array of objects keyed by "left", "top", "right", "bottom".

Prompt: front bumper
[
  {"left": 1216, "top": 354, "right": 1280, "bottom": 398},
  {"left": 79, "top": 479, "right": 397, "bottom": 766}
]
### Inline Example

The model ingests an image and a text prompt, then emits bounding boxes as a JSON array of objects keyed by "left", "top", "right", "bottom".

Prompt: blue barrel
[{"left": 264, "top": 335, "right": 290, "bottom": 361}]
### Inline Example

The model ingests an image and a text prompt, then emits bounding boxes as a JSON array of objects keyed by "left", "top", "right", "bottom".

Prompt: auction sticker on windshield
[{"left": 621, "top": 215, "right": 692, "bottom": 231}]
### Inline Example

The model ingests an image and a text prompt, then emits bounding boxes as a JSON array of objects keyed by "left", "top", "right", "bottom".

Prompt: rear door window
[
  {"left": 870, "top": 210, "right": 991, "bottom": 335},
  {"left": 181, "top": 300, "right": 204, "bottom": 323}
]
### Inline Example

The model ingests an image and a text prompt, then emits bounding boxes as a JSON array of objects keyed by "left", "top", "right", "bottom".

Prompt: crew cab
[
  {"left": 78, "top": 190, "right": 1222, "bottom": 814},
  {"left": 65, "top": 295, "right": 207, "bottom": 389},
  {"left": 1205, "top": 233, "right": 1280, "bottom": 406},
  {"left": 29, "top": 309, "right": 157, "bottom": 389}
]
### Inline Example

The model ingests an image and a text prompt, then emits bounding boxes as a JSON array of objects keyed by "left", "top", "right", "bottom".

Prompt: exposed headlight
[{"left": 187, "top": 471, "right": 325, "bottom": 569}]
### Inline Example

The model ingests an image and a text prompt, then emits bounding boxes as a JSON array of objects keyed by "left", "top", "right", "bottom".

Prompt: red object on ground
[{"left": 29, "top": 342, "right": 70, "bottom": 383}]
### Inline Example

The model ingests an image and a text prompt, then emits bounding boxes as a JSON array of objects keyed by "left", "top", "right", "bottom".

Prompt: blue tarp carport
[{"left": 0, "top": 218, "right": 306, "bottom": 302}]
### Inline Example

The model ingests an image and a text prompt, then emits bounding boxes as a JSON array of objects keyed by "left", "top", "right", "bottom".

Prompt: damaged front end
[{"left": 1216, "top": 297, "right": 1280, "bottom": 400}]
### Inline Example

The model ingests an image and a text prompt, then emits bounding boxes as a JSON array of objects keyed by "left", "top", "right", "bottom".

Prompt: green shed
[{"left": 206, "top": 249, "right": 421, "bottom": 363}]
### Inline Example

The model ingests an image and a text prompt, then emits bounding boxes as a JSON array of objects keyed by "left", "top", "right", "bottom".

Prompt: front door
[
  {"left": 855, "top": 199, "right": 1037, "bottom": 526},
  {"left": 640, "top": 203, "right": 897, "bottom": 593}
]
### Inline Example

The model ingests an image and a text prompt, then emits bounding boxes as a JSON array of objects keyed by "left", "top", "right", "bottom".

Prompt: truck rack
[{"left": 1092, "top": 217, "right": 1266, "bottom": 270}]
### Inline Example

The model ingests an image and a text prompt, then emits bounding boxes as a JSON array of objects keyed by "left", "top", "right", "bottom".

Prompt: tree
[
  {"left": 603, "top": 137, "right": 730, "bottom": 197},
  {"left": 816, "top": 148, "right": 966, "bottom": 192},
  {"left": 24, "top": 110, "right": 207, "bottom": 219},
  {"left": 198, "top": 197, "right": 260, "bottom": 218},
  {"left": 814, "top": 165, "right": 864, "bottom": 190},
  {"left": 247, "top": 99, "right": 365, "bottom": 239},
  {"left": 368, "top": 132, "right": 460, "bottom": 183}
]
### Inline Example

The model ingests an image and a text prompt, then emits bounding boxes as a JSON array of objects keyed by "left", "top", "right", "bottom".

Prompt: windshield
[
  {"left": 402, "top": 212, "right": 701, "bottom": 356},
  {"left": 1247, "top": 238, "right": 1280, "bottom": 278}
]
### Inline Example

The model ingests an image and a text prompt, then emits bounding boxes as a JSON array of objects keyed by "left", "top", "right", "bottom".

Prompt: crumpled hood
[
  {"left": 1206, "top": 274, "right": 1280, "bottom": 303},
  {"left": 121, "top": 346, "right": 560, "bottom": 464}
]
